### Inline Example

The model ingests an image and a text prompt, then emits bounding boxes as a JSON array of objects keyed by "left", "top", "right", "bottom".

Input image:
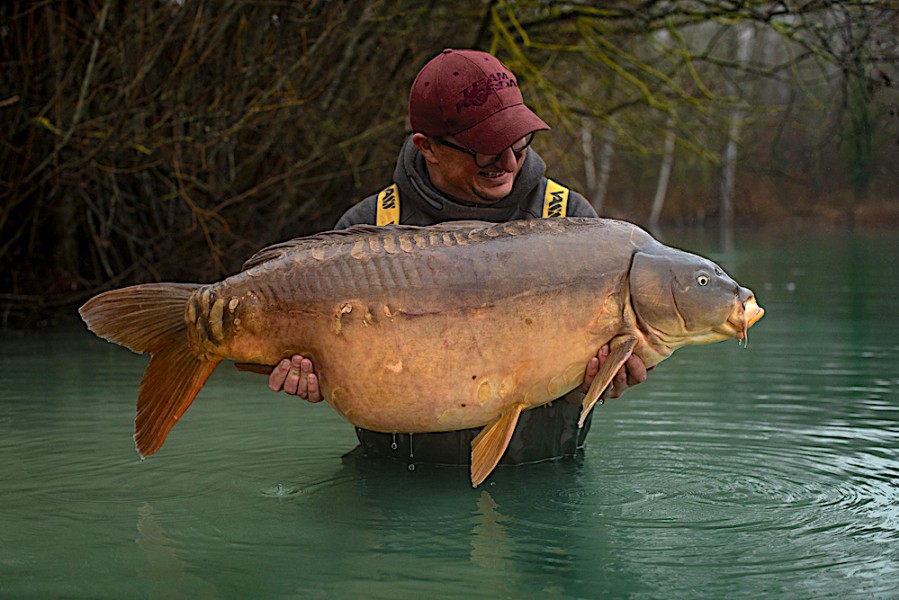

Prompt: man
[{"left": 270, "top": 49, "right": 648, "bottom": 465}]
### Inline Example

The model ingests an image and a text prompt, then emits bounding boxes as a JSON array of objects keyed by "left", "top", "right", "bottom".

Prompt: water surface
[{"left": 1, "top": 229, "right": 897, "bottom": 598}]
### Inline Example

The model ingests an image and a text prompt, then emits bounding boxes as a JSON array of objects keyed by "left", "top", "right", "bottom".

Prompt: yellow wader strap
[
  {"left": 375, "top": 183, "right": 400, "bottom": 226},
  {"left": 376, "top": 179, "right": 568, "bottom": 224},
  {"left": 542, "top": 178, "right": 570, "bottom": 218}
]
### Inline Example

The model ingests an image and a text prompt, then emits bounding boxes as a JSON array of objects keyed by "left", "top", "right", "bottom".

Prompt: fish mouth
[{"left": 722, "top": 296, "right": 765, "bottom": 344}]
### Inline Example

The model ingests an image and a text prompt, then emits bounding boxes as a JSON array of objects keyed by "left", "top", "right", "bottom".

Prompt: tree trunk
[
  {"left": 580, "top": 118, "right": 616, "bottom": 215},
  {"left": 720, "top": 26, "right": 756, "bottom": 230},
  {"left": 649, "top": 111, "right": 676, "bottom": 231}
]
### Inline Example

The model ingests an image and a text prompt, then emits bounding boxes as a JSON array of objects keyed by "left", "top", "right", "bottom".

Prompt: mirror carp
[{"left": 80, "top": 218, "right": 764, "bottom": 486}]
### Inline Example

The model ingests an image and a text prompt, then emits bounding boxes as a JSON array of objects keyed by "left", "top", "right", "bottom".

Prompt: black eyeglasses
[{"left": 432, "top": 132, "right": 536, "bottom": 169}]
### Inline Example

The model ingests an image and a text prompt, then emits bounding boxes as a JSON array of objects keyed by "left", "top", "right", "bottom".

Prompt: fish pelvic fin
[
  {"left": 79, "top": 283, "right": 220, "bottom": 458},
  {"left": 470, "top": 403, "right": 524, "bottom": 488},
  {"left": 579, "top": 334, "right": 638, "bottom": 428}
]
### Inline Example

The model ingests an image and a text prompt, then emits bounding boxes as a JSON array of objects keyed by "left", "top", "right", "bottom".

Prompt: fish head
[{"left": 629, "top": 248, "right": 764, "bottom": 349}]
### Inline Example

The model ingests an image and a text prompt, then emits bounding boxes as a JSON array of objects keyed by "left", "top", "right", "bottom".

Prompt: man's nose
[{"left": 494, "top": 147, "right": 520, "bottom": 172}]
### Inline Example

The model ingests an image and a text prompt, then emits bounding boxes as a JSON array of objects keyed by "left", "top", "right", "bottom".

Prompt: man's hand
[
  {"left": 579, "top": 344, "right": 650, "bottom": 399},
  {"left": 269, "top": 354, "right": 323, "bottom": 403}
]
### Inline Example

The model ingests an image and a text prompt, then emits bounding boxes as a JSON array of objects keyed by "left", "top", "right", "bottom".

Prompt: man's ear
[{"left": 412, "top": 133, "right": 439, "bottom": 164}]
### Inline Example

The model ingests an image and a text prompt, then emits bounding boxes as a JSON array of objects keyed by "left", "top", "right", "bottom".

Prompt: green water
[{"left": 1, "top": 229, "right": 897, "bottom": 599}]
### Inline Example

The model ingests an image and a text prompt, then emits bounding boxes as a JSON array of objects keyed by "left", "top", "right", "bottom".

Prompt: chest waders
[{"left": 358, "top": 178, "right": 586, "bottom": 468}]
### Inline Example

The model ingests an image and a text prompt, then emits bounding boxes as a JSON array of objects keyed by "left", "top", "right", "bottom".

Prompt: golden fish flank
[{"left": 78, "top": 217, "right": 764, "bottom": 487}]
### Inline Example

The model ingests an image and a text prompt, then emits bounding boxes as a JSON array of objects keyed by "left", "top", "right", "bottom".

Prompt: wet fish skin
[{"left": 79, "top": 218, "right": 764, "bottom": 486}]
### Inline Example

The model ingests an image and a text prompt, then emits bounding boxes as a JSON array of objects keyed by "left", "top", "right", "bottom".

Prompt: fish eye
[{"left": 697, "top": 273, "right": 710, "bottom": 286}]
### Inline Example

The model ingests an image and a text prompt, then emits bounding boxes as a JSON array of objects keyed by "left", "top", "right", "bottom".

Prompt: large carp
[{"left": 80, "top": 218, "right": 764, "bottom": 486}]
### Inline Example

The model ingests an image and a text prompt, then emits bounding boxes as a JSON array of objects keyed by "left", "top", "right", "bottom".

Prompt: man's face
[{"left": 416, "top": 135, "right": 528, "bottom": 205}]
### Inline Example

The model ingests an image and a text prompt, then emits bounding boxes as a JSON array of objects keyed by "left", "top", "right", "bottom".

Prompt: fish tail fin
[
  {"left": 136, "top": 337, "right": 220, "bottom": 457},
  {"left": 79, "top": 283, "right": 200, "bottom": 354},
  {"left": 79, "top": 283, "right": 221, "bottom": 457}
]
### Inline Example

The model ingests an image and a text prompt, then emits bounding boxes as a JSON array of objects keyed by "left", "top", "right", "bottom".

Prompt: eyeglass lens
[{"left": 475, "top": 132, "right": 535, "bottom": 168}]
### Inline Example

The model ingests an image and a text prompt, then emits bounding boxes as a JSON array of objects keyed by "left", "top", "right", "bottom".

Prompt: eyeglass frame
[{"left": 431, "top": 132, "right": 536, "bottom": 169}]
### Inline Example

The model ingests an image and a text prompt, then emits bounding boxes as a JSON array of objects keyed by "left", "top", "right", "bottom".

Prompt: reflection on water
[{"left": 1, "top": 229, "right": 897, "bottom": 598}]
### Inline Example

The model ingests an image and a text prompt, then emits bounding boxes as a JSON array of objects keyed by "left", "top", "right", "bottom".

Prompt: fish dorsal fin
[
  {"left": 241, "top": 222, "right": 486, "bottom": 271},
  {"left": 579, "top": 334, "right": 638, "bottom": 427},
  {"left": 240, "top": 219, "right": 570, "bottom": 271},
  {"left": 239, "top": 229, "right": 371, "bottom": 271},
  {"left": 470, "top": 403, "right": 525, "bottom": 487}
]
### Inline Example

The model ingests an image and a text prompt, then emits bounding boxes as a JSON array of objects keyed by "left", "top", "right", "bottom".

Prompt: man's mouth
[{"left": 479, "top": 170, "right": 507, "bottom": 180}]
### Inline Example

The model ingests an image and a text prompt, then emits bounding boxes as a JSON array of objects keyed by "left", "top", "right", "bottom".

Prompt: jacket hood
[{"left": 393, "top": 136, "right": 548, "bottom": 222}]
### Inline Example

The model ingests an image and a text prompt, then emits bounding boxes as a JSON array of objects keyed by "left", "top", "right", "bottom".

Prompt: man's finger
[
  {"left": 580, "top": 356, "right": 599, "bottom": 391},
  {"left": 597, "top": 344, "right": 610, "bottom": 364},
  {"left": 609, "top": 366, "right": 628, "bottom": 399},
  {"left": 268, "top": 358, "right": 291, "bottom": 392},
  {"left": 624, "top": 354, "right": 648, "bottom": 387},
  {"left": 283, "top": 358, "right": 303, "bottom": 396},
  {"left": 306, "top": 373, "right": 322, "bottom": 403},
  {"left": 294, "top": 357, "right": 314, "bottom": 399},
  {"left": 585, "top": 356, "right": 600, "bottom": 379}
]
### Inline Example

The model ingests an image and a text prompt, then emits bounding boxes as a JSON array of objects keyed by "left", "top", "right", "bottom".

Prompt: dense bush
[{"left": 2, "top": 1, "right": 896, "bottom": 326}]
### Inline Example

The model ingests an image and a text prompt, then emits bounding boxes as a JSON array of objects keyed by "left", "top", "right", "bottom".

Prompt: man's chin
[{"left": 475, "top": 177, "right": 514, "bottom": 201}]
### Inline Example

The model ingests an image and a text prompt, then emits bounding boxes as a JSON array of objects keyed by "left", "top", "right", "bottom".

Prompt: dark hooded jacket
[
  {"left": 335, "top": 137, "right": 597, "bottom": 466},
  {"left": 337, "top": 137, "right": 597, "bottom": 227}
]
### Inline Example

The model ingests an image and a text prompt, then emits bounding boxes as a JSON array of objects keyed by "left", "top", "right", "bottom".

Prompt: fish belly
[{"left": 299, "top": 292, "right": 613, "bottom": 433}]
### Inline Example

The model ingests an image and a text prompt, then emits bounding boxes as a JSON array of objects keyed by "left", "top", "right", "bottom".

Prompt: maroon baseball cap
[{"left": 408, "top": 49, "right": 550, "bottom": 155}]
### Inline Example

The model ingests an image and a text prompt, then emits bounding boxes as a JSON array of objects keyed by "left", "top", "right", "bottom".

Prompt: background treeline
[{"left": 1, "top": 1, "right": 897, "bottom": 326}]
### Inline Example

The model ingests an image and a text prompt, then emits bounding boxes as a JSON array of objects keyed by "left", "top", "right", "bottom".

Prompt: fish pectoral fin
[
  {"left": 578, "top": 334, "right": 638, "bottom": 428},
  {"left": 470, "top": 403, "right": 525, "bottom": 488}
]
